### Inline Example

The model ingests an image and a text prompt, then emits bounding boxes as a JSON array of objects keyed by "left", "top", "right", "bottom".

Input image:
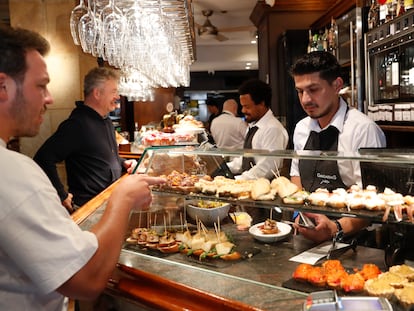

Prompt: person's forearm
[
  {"left": 339, "top": 217, "right": 370, "bottom": 236},
  {"left": 291, "top": 176, "right": 302, "bottom": 190}
]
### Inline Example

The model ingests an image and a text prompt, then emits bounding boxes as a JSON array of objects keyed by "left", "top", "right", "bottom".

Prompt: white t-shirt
[
  {"left": 210, "top": 111, "right": 247, "bottom": 149},
  {"left": 0, "top": 139, "right": 98, "bottom": 311},
  {"left": 228, "top": 109, "right": 289, "bottom": 180},
  {"left": 290, "top": 99, "right": 386, "bottom": 187}
]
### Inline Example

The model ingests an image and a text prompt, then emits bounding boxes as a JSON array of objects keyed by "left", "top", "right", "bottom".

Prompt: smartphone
[{"left": 298, "top": 212, "right": 316, "bottom": 229}]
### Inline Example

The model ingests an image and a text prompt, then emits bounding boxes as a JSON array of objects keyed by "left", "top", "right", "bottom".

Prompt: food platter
[{"left": 249, "top": 221, "right": 292, "bottom": 243}]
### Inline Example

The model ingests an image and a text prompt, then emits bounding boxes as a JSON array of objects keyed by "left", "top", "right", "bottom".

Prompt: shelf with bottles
[
  {"left": 307, "top": 17, "right": 338, "bottom": 56},
  {"left": 366, "top": 0, "right": 414, "bottom": 47}
]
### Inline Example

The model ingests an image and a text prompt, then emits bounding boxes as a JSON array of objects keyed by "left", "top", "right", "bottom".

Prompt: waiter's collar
[
  {"left": 0, "top": 138, "right": 6, "bottom": 148},
  {"left": 249, "top": 109, "right": 273, "bottom": 129},
  {"left": 309, "top": 98, "right": 348, "bottom": 133}
]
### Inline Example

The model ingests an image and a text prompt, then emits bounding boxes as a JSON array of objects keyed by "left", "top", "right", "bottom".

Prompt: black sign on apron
[
  {"left": 299, "top": 124, "right": 348, "bottom": 192},
  {"left": 241, "top": 126, "right": 258, "bottom": 171}
]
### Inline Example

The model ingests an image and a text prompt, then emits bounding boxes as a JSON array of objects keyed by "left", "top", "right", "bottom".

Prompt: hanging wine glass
[
  {"left": 102, "top": 0, "right": 125, "bottom": 67},
  {"left": 70, "top": 0, "right": 88, "bottom": 45},
  {"left": 78, "top": 0, "right": 96, "bottom": 54}
]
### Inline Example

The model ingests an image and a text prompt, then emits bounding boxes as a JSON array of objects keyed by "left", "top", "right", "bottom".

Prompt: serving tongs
[{"left": 326, "top": 236, "right": 357, "bottom": 260}]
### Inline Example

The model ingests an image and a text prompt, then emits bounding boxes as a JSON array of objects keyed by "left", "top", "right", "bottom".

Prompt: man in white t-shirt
[
  {"left": 0, "top": 26, "right": 164, "bottom": 311},
  {"left": 210, "top": 99, "right": 247, "bottom": 149}
]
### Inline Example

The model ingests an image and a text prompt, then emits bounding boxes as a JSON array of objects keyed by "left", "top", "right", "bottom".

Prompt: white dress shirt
[
  {"left": 210, "top": 110, "right": 247, "bottom": 149},
  {"left": 228, "top": 109, "right": 289, "bottom": 180},
  {"left": 290, "top": 98, "right": 386, "bottom": 187}
]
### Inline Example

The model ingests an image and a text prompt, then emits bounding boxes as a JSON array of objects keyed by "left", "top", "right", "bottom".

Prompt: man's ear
[
  {"left": 333, "top": 77, "right": 344, "bottom": 92},
  {"left": 92, "top": 87, "right": 101, "bottom": 99},
  {"left": 0, "top": 73, "right": 8, "bottom": 102}
]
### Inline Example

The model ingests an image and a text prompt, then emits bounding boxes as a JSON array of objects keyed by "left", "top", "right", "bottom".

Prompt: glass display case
[{"left": 78, "top": 146, "right": 414, "bottom": 310}]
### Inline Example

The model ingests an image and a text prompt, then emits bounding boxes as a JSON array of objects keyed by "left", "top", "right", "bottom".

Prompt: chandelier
[{"left": 70, "top": 0, "right": 195, "bottom": 101}]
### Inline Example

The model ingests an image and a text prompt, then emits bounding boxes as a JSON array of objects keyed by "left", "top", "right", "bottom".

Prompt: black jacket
[{"left": 34, "top": 103, "right": 124, "bottom": 206}]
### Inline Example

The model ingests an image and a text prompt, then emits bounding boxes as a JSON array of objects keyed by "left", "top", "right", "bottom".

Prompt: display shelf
[{"left": 138, "top": 146, "right": 414, "bottom": 226}]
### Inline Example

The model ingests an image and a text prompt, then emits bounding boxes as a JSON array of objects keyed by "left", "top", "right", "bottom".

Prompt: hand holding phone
[{"left": 298, "top": 212, "right": 316, "bottom": 229}]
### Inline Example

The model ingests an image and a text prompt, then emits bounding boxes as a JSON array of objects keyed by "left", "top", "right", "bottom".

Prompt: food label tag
[{"left": 289, "top": 242, "right": 350, "bottom": 265}]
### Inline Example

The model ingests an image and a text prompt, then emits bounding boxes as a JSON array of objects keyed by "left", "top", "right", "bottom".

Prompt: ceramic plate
[{"left": 249, "top": 221, "right": 292, "bottom": 243}]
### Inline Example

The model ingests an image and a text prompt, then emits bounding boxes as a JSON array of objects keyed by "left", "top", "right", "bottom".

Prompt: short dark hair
[
  {"left": 289, "top": 51, "right": 341, "bottom": 84},
  {"left": 0, "top": 26, "right": 50, "bottom": 84},
  {"left": 238, "top": 78, "right": 272, "bottom": 108},
  {"left": 83, "top": 67, "right": 119, "bottom": 97}
]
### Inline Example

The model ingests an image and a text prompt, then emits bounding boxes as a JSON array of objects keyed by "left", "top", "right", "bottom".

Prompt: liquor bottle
[
  {"left": 317, "top": 30, "right": 325, "bottom": 51},
  {"left": 368, "top": 0, "right": 380, "bottom": 30},
  {"left": 397, "top": 0, "right": 406, "bottom": 16},
  {"left": 307, "top": 29, "right": 313, "bottom": 53},
  {"left": 328, "top": 17, "right": 337, "bottom": 55},
  {"left": 322, "top": 28, "right": 328, "bottom": 51},
  {"left": 386, "top": 0, "right": 397, "bottom": 21},
  {"left": 379, "top": 0, "right": 388, "bottom": 24}
]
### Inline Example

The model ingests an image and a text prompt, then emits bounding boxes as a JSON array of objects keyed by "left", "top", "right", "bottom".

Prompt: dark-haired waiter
[
  {"left": 289, "top": 51, "right": 386, "bottom": 243},
  {"left": 227, "top": 78, "right": 288, "bottom": 180}
]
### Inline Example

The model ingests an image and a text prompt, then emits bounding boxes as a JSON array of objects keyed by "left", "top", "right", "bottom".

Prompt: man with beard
[
  {"left": 289, "top": 51, "right": 386, "bottom": 243},
  {"left": 0, "top": 26, "right": 164, "bottom": 311},
  {"left": 227, "top": 78, "right": 289, "bottom": 180},
  {"left": 34, "top": 67, "right": 136, "bottom": 213}
]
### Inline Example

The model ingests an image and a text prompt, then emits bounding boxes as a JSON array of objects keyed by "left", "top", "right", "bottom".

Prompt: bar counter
[{"left": 73, "top": 178, "right": 389, "bottom": 311}]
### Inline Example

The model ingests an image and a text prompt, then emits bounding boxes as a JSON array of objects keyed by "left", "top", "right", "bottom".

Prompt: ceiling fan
[{"left": 196, "top": 10, "right": 229, "bottom": 42}]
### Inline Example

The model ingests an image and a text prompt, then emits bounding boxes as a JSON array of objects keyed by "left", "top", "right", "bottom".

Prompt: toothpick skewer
[
  {"left": 214, "top": 222, "right": 220, "bottom": 243},
  {"left": 138, "top": 211, "right": 142, "bottom": 228},
  {"left": 273, "top": 160, "right": 280, "bottom": 178},
  {"left": 163, "top": 214, "right": 167, "bottom": 235},
  {"left": 250, "top": 162, "right": 258, "bottom": 179}
]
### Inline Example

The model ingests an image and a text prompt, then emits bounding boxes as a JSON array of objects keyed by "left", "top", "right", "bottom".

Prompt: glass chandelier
[{"left": 70, "top": 0, "right": 195, "bottom": 101}]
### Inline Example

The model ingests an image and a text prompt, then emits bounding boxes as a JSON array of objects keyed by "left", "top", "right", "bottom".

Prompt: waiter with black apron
[{"left": 288, "top": 51, "right": 386, "bottom": 244}]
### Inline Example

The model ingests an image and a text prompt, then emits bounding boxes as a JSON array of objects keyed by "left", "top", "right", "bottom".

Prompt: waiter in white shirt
[
  {"left": 210, "top": 99, "right": 247, "bottom": 149},
  {"left": 228, "top": 78, "right": 289, "bottom": 180},
  {"left": 289, "top": 51, "right": 386, "bottom": 243}
]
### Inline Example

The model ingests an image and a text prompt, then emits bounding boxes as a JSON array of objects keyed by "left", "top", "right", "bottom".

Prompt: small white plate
[
  {"left": 249, "top": 221, "right": 292, "bottom": 243},
  {"left": 174, "top": 127, "right": 205, "bottom": 135}
]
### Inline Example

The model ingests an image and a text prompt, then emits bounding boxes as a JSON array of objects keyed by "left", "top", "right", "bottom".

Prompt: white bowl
[
  {"left": 186, "top": 200, "right": 230, "bottom": 225},
  {"left": 249, "top": 221, "right": 292, "bottom": 243}
]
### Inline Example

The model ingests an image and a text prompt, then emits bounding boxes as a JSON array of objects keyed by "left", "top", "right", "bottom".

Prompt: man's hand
[
  {"left": 293, "top": 213, "right": 337, "bottom": 243},
  {"left": 124, "top": 159, "right": 137, "bottom": 174},
  {"left": 62, "top": 193, "right": 74, "bottom": 214}
]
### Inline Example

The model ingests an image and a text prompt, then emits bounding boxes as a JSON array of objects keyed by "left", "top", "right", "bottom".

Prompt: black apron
[
  {"left": 298, "top": 113, "right": 348, "bottom": 192},
  {"left": 241, "top": 125, "right": 258, "bottom": 171}
]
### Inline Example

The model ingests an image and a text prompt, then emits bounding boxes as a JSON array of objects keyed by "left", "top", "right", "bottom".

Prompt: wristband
[{"left": 333, "top": 219, "right": 344, "bottom": 240}]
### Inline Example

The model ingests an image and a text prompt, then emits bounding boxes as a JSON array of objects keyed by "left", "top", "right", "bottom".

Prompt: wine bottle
[{"left": 368, "top": 0, "right": 380, "bottom": 30}]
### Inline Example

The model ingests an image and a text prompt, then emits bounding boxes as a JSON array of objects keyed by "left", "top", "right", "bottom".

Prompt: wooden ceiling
[
  {"left": 251, "top": 0, "right": 364, "bottom": 29},
  {"left": 270, "top": 0, "right": 339, "bottom": 12},
  {"left": 0, "top": 0, "right": 9, "bottom": 25}
]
